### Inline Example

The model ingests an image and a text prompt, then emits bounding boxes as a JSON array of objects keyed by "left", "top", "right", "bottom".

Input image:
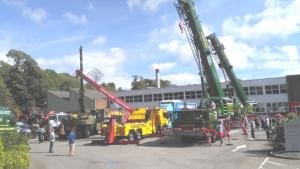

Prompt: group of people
[
  {"left": 48, "top": 128, "right": 76, "bottom": 156},
  {"left": 241, "top": 116, "right": 275, "bottom": 140}
]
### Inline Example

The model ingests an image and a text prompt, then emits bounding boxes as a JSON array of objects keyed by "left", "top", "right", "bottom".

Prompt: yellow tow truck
[{"left": 112, "top": 107, "right": 168, "bottom": 141}]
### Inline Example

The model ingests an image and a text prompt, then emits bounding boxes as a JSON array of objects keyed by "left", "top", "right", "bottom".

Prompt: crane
[
  {"left": 175, "top": 0, "right": 224, "bottom": 99},
  {"left": 206, "top": 33, "right": 248, "bottom": 107}
]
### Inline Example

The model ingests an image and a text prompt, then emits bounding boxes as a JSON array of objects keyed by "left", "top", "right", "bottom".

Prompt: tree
[
  {"left": 101, "top": 82, "right": 116, "bottom": 92},
  {"left": 131, "top": 75, "right": 172, "bottom": 90},
  {"left": 131, "top": 75, "right": 148, "bottom": 90},
  {"left": 5, "top": 49, "right": 45, "bottom": 111},
  {"left": 0, "top": 79, "right": 15, "bottom": 107},
  {"left": 87, "top": 68, "right": 103, "bottom": 83}
]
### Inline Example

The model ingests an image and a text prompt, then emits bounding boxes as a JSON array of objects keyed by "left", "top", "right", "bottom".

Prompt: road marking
[
  {"left": 258, "top": 157, "right": 269, "bottom": 169},
  {"left": 267, "top": 160, "right": 284, "bottom": 166},
  {"left": 232, "top": 144, "right": 246, "bottom": 152}
]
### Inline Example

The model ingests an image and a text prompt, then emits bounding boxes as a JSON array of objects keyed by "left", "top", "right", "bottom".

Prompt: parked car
[{"left": 16, "top": 122, "right": 32, "bottom": 137}]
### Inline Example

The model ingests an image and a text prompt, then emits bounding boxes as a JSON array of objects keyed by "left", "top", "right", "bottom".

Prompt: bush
[
  {"left": 1, "top": 132, "right": 30, "bottom": 169},
  {"left": 0, "top": 138, "right": 3, "bottom": 169},
  {"left": 3, "top": 144, "right": 30, "bottom": 169}
]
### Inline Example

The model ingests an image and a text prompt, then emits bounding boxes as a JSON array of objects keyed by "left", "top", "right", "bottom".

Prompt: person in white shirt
[{"left": 49, "top": 129, "right": 55, "bottom": 153}]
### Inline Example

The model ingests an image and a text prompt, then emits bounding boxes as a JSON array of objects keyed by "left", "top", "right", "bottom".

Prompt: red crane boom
[{"left": 76, "top": 70, "right": 135, "bottom": 113}]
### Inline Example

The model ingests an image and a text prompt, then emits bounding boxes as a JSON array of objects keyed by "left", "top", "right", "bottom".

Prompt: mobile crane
[
  {"left": 75, "top": 47, "right": 168, "bottom": 143},
  {"left": 166, "top": 0, "right": 253, "bottom": 142},
  {"left": 206, "top": 33, "right": 255, "bottom": 114}
]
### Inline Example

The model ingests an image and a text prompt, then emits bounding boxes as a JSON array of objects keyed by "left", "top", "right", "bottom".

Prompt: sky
[{"left": 0, "top": 0, "right": 300, "bottom": 89}]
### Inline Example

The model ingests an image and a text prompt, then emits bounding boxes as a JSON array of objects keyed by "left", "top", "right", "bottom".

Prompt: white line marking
[
  {"left": 258, "top": 157, "right": 269, "bottom": 169},
  {"left": 267, "top": 161, "right": 284, "bottom": 166},
  {"left": 232, "top": 144, "right": 246, "bottom": 152}
]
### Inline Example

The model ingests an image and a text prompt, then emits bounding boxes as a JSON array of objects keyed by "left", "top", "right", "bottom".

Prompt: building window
[
  {"left": 185, "top": 91, "right": 196, "bottom": 99},
  {"left": 153, "top": 93, "right": 162, "bottom": 101},
  {"left": 254, "top": 104, "right": 265, "bottom": 113},
  {"left": 249, "top": 86, "right": 263, "bottom": 95},
  {"left": 243, "top": 87, "right": 249, "bottom": 96},
  {"left": 265, "top": 85, "right": 280, "bottom": 95},
  {"left": 256, "top": 86, "right": 263, "bottom": 95},
  {"left": 266, "top": 102, "right": 288, "bottom": 113},
  {"left": 185, "top": 91, "right": 191, "bottom": 99},
  {"left": 164, "top": 93, "right": 174, "bottom": 100},
  {"left": 223, "top": 88, "right": 234, "bottom": 97},
  {"left": 196, "top": 90, "right": 202, "bottom": 98},
  {"left": 272, "top": 85, "right": 279, "bottom": 94},
  {"left": 125, "top": 96, "right": 134, "bottom": 103},
  {"left": 134, "top": 95, "right": 143, "bottom": 102},
  {"left": 118, "top": 96, "right": 124, "bottom": 101},
  {"left": 174, "top": 92, "right": 184, "bottom": 100},
  {"left": 144, "top": 94, "right": 152, "bottom": 102},
  {"left": 280, "top": 84, "right": 287, "bottom": 94}
]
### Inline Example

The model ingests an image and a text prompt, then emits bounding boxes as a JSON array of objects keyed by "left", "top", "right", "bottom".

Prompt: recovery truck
[
  {"left": 168, "top": 0, "right": 254, "bottom": 142},
  {"left": 75, "top": 47, "right": 168, "bottom": 143}
]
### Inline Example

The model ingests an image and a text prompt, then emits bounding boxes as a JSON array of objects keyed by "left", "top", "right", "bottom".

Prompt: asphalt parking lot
[{"left": 29, "top": 130, "right": 300, "bottom": 169}]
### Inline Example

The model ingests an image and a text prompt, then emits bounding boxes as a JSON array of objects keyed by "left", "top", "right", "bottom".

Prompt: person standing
[
  {"left": 241, "top": 123, "right": 248, "bottom": 140},
  {"left": 68, "top": 129, "right": 76, "bottom": 156},
  {"left": 49, "top": 129, "right": 55, "bottom": 153},
  {"left": 216, "top": 121, "right": 224, "bottom": 146},
  {"left": 250, "top": 119, "right": 256, "bottom": 139},
  {"left": 154, "top": 107, "right": 161, "bottom": 134}
]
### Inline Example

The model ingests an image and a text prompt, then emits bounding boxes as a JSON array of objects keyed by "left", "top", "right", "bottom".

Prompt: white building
[{"left": 111, "top": 76, "right": 288, "bottom": 114}]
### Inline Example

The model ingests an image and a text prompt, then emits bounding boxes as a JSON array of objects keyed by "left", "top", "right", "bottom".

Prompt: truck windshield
[{"left": 159, "top": 102, "right": 174, "bottom": 112}]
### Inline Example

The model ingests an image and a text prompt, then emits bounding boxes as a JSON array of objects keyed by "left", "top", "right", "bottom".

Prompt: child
[{"left": 242, "top": 124, "right": 248, "bottom": 140}]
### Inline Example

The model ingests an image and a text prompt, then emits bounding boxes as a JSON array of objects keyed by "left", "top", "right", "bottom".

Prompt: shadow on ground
[{"left": 245, "top": 149, "right": 271, "bottom": 157}]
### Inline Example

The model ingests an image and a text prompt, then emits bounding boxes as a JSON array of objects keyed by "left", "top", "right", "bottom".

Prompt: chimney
[{"left": 155, "top": 69, "right": 160, "bottom": 88}]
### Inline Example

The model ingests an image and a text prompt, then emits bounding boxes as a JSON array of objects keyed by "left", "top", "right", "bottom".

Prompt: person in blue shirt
[{"left": 68, "top": 128, "right": 76, "bottom": 156}]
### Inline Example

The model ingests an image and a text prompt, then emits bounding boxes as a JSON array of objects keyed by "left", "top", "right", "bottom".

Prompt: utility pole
[{"left": 79, "top": 46, "right": 86, "bottom": 115}]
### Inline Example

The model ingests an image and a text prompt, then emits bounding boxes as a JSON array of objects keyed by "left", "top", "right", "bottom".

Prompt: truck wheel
[
  {"left": 181, "top": 136, "right": 193, "bottom": 144},
  {"left": 136, "top": 130, "right": 142, "bottom": 140},
  {"left": 128, "top": 131, "right": 135, "bottom": 141},
  {"left": 84, "top": 126, "right": 91, "bottom": 138}
]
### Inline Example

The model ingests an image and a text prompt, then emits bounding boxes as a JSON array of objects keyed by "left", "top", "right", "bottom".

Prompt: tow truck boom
[{"left": 75, "top": 46, "right": 134, "bottom": 114}]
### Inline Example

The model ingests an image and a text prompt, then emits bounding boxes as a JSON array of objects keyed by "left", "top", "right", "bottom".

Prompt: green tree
[
  {"left": 131, "top": 75, "right": 172, "bottom": 90},
  {"left": 5, "top": 49, "right": 45, "bottom": 111},
  {"left": 102, "top": 82, "right": 116, "bottom": 92},
  {"left": 0, "top": 79, "right": 15, "bottom": 107}
]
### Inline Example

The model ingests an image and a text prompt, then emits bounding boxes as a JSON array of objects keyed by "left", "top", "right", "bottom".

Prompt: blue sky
[{"left": 1, "top": 0, "right": 300, "bottom": 89}]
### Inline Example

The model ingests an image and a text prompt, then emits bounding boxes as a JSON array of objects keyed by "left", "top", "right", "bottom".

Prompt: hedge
[
  {"left": 0, "top": 132, "right": 30, "bottom": 169},
  {"left": 0, "top": 138, "right": 3, "bottom": 169}
]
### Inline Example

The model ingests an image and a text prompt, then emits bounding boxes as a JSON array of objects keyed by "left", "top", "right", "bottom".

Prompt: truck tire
[
  {"left": 84, "top": 126, "right": 91, "bottom": 138},
  {"left": 181, "top": 136, "right": 193, "bottom": 144},
  {"left": 128, "top": 131, "right": 135, "bottom": 141},
  {"left": 136, "top": 130, "right": 142, "bottom": 140}
]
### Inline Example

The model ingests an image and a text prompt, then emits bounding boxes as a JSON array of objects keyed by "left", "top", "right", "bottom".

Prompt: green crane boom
[
  {"left": 207, "top": 33, "right": 248, "bottom": 107},
  {"left": 175, "top": 0, "right": 224, "bottom": 98}
]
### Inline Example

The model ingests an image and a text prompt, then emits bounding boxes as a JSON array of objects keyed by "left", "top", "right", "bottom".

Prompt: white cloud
[
  {"left": 36, "top": 48, "right": 132, "bottom": 89},
  {"left": 63, "top": 12, "right": 87, "bottom": 25},
  {"left": 150, "top": 20, "right": 214, "bottom": 65},
  {"left": 92, "top": 36, "right": 107, "bottom": 45},
  {"left": 149, "top": 62, "right": 176, "bottom": 71},
  {"left": 219, "top": 35, "right": 255, "bottom": 69},
  {"left": 0, "top": 52, "right": 13, "bottom": 65},
  {"left": 127, "top": 0, "right": 171, "bottom": 11},
  {"left": 222, "top": 0, "right": 300, "bottom": 40},
  {"left": 161, "top": 73, "right": 200, "bottom": 85},
  {"left": 159, "top": 40, "right": 193, "bottom": 63},
  {"left": 22, "top": 7, "right": 47, "bottom": 23},
  {"left": 2, "top": 0, "right": 47, "bottom": 23}
]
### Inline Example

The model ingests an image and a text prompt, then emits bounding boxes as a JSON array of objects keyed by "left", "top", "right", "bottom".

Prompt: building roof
[
  {"left": 48, "top": 90, "right": 69, "bottom": 98},
  {"left": 70, "top": 88, "right": 106, "bottom": 99},
  {"left": 48, "top": 89, "right": 106, "bottom": 100}
]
